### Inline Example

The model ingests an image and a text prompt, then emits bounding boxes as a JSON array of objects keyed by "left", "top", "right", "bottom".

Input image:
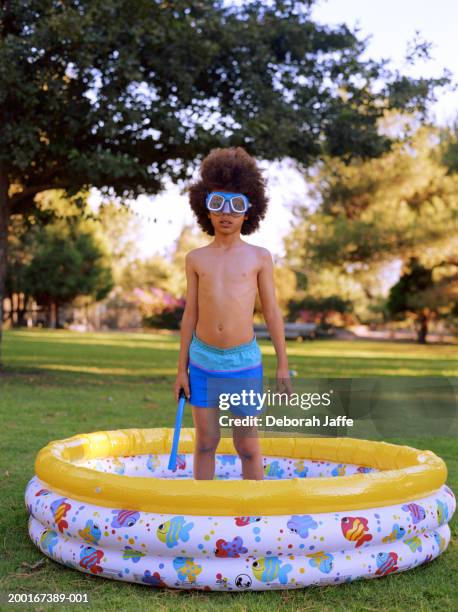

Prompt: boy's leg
[
  {"left": 192, "top": 406, "right": 221, "bottom": 480},
  {"left": 232, "top": 425, "right": 264, "bottom": 480}
]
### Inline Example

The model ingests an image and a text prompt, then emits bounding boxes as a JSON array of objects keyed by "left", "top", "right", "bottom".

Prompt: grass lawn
[{"left": 0, "top": 329, "right": 456, "bottom": 611}]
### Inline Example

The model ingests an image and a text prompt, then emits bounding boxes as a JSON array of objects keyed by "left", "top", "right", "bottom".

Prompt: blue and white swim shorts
[{"left": 188, "top": 332, "right": 264, "bottom": 415}]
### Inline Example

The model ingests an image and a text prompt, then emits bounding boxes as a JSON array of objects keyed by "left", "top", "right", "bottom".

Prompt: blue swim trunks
[{"left": 188, "top": 332, "right": 264, "bottom": 415}]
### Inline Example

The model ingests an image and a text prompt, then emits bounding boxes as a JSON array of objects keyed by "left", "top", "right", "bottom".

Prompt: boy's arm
[
  {"left": 257, "top": 248, "right": 292, "bottom": 393},
  {"left": 174, "top": 252, "right": 198, "bottom": 400}
]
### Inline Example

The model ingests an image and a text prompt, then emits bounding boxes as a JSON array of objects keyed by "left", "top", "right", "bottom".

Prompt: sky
[
  {"left": 89, "top": 0, "right": 458, "bottom": 262},
  {"left": 313, "top": 0, "right": 458, "bottom": 126}
]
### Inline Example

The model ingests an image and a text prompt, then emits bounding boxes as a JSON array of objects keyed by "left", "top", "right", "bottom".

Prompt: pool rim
[{"left": 34, "top": 427, "right": 447, "bottom": 516}]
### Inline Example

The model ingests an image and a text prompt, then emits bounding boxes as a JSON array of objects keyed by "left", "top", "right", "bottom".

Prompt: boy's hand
[
  {"left": 276, "top": 367, "right": 293, "bottom": 396},
  {"left": 174, "top": 370, "right": 190, "bottom": 401}
]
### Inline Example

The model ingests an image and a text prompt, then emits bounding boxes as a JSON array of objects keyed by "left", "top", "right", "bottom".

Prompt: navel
[{"left": 217, "top": 323, "right": 224, "bottom": 332}]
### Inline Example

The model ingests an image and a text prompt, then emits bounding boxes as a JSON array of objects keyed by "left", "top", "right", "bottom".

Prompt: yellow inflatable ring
[{"left": 34, "top": 427, "right": 447, "bottom": 515}]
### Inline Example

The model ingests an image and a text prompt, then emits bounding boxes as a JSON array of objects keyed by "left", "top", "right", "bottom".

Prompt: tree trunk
[
  {"left": 417, "top": 311, "right": 428, "bottom": 344},
  {"left": 44, "top": 304, "right": 51, "bottom": 328},
  {"left": 0, "top": 162, "right": 10, "bottom": 370},
  {"left": 5, "top": 292, "right": 13, "bottom": 323},
  {"left": 17, "top": 294, "right": 29, "bottom": 327},
  {"left": 50, "top": 301, "right": 57, "bottom": 329}
]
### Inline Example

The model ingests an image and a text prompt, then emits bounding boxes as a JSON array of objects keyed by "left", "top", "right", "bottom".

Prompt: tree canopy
[
  {"left": 387, "top": 257, "right": 458, "bottom": 343},
  {"left": 2, "top": 0, "right": 450, "bottom": 214},
  {"left": 22, "top": 218, "right": 113, "bottom": 326},
  {"left": 285, "top": 120, "right": 458, "bottom": 339},
  {"left": 0, "top": 0, "right": 453, "bottom": 362},
  {"left": 6, "top": 192, "right": 114, "bottom": 327}
]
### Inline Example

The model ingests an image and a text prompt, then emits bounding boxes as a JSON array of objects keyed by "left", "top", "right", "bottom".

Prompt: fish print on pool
[{"left": 24, "top": 452, "right": 456, "bottom": 591}]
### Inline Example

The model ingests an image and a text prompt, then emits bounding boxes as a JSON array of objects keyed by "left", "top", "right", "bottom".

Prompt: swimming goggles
[{"left": 206, "top": 191, "right": 251, "bottom": 215}]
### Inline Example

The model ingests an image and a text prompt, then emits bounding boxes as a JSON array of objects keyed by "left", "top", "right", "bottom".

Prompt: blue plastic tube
[{"left": 168, "top": 390, "right": 186, "bottom": 471}]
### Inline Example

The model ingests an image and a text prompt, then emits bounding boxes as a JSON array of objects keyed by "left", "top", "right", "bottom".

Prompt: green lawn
[{"left": 0, "top": 329, "right": 456, "bottom": 611}]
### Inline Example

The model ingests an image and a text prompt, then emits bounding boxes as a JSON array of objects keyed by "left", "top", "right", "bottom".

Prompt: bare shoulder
[
  {"left": 250, "top": 244, "right": 273, "bottom": 265},
  {"left": 186, "top": 245, "right": 211, "bottom": 263},
  {"left": 186, "top": 246, "right": 216, "bottom": 273}
]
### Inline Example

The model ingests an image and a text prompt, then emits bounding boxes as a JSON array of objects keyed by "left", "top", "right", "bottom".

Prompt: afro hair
[{"left": 188, "top": 147, "right": 268, "bottom": 235}]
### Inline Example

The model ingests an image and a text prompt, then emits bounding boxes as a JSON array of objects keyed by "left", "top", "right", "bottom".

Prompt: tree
[
  {"left": 118, "top": 225, "right": 207, "bottom": 298},
  {"left": 287, "top": 295, "right": 354, "bottom": 326},
  {"left": 120, "top": 255, "right": 173, "bottom": 294},
  {"left": 5, "top": 188, "right": 98, "bottom": 325},
  {"left": 272, "top": 265, "right": 297, "bottom": 315},
  {"left": 115, "top": 226, "right": 206, "bottom": 329},
  {"left": 4, "top": 215, "right": 35, "bottom": 326},
  {"left": 130, "top": 287, "right": 185, "bottom": 330},
  {"left": 21, "top": 217, "right": 113, "bottom": 328},
  {"left": 387, "top": 257, "right": 458, "bottom": 343},
  {"left": 285, "top": 123, "right": 458, "bottom": 337},
  {"left": 95, "top": 201, "right": 143, "bottom": 284},
  {"left": 168, "top": 225, "right": 208, "bottom": 297},
  {"left": 254, "top": 264, "right": 297, "bottom": 319},
  {"left": 440, "top": 119, "right": 458, "bottom": 174},
  {"left": 288, "top": 126, "right": 458, "bottom": 265},
  {"left": 0, "top": 1, "right": 450, "bottom": 364}
]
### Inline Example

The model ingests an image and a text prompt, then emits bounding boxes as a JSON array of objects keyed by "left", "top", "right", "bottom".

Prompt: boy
[{"left": 174, "top": 147, "right": 291, "bottom": 480}]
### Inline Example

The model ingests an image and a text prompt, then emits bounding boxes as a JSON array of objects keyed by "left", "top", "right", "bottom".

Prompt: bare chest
[{"left": 197, "top": 257, "right": 258, "bottom": 289}]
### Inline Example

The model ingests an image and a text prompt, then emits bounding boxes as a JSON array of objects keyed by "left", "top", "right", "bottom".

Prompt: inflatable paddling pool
[{"left": 25, "top": 429, "right": 455, "bottom": 591}]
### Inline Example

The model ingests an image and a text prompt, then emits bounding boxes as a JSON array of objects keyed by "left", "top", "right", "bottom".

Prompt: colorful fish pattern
[
  {"left": 122, "top": 546, "right": 145, "bottom": 562},
  {"left": 78, "top": 520, "right": 101, "bottom": 545},
  {"left": 173, "top": 557, "right": 202, "bottom": 583},
  {"left": 287, "top": 515, "right": 318, "bottom": 538},
  {"left": 252, "top": 556, "right": 292, "bottom": 584},
  {"left": 79, "top": 546, "right": 103, "bottom": 575},
  {"left": 436, "top": 500, "right": 448, "bottom": 526},
  {"left": 40, "top": 529, "right": 58, "bottom": 555},
  {"left": 111, "top": 509, "right": 140, "bottom": 528},
  {"left": 293, "top": 460, "right": 308, "bottom": 477},
  {"left": 341, "top": 516, "right": 373, "bottom": 548},
  {"left": 375, "top": 552, "right": 398, "bottom": 576},
  {"left": 264, "top": 461, "right": 284, "bottom": 479},
  {"left": 403, "top": 536, "right": 422, "bottom": 552},
  {"left": 157, "top": 516, "right": 194, "bottom": 548},
  {"left": 331, "top": 464, "right": 346, "bottom": 477},
  {"left": 175, "top": 454, "right": 186, "bottom": 470},
  {"left": 220, "top": 455, "right": 237, "bottom": 466},
  {"left": 146, "top": 455, "right": 160, "bottom": 473},
  {"left": 214, "top": 536, "right": 247, "bottom": 558},
  {"left": 142, "top": 570, "right": 167, "bottom": 587},
  {"left": 35, "top": 489, "right": 50, "bottom": 496},
  {"left": 50, "top": 498, "right": 71, "bottom": 533},
  {"left": 433, "top": 531, "right": 446, "bottom": 552},
  {"left": 401, "top": 503, "right": 426, "bottom": 525},
  {"left": 235, "top": 516, "right": 261, "bottom": 526},
  {"left": 112, "top": 458, "right": 125, "bottom": 475},
  {"left": 307, "top": 551, "right": 334, "bottom": 574},
  {"left": 382, "top": 523, "right": 405, "bottom": 543},
  {"left": 24, "top": 454, "right": 455, "bottom": 591},
  {"left": 356, "top": 466, "right": 372, "bottom": 473}
]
